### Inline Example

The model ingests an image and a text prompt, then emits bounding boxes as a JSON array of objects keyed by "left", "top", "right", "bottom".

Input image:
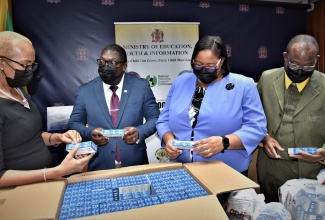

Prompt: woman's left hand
[{"left": 193, "top": 136, "right": 222, "bottom": 158}]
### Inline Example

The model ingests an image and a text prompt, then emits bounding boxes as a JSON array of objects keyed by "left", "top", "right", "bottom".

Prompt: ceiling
[
  {"left": 258, "top": 0, "right": 318, "bottom": 3},
  {"left": 261, "top": 0, "right": 304, "bottom": 2}
]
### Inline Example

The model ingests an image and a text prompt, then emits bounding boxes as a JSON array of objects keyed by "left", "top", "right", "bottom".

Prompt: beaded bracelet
[{"left": 49, "top": 133, "right": 59, "bottom": 147}]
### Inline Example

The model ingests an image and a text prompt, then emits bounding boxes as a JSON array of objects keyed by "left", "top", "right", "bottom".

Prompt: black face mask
[
  {"left": 98, "top": 65, "right": 119, "bottom": 85},
  {"left": 193, "top": 68, "right": 219, "bottom": 84},
  {"left": 285, "top": 67, "right": 314, "bottom": 83},
  {"left": 2, "top": 69, "right": 34, "bottom": 88}
]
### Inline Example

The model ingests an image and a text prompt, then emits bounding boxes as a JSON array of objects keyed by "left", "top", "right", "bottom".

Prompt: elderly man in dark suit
[
  {"left": 68, "top": 44, "right": 160, "bottom": 171},
  {"left": 256, "top": 34, "right": 325, "bottom": 203}
]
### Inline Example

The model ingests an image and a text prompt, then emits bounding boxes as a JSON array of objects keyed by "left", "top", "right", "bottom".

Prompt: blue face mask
[{"left": 2, "top": 69, "right": 34, "bottom": 88}]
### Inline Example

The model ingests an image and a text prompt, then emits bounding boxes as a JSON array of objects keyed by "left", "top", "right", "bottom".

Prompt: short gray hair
[{"left": 0, "top": 31, "right": 32, "bottom": 58}]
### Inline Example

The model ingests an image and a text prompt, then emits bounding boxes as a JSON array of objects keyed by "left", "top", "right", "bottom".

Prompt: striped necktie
[{"left": 110, "top": 85, "right": 120, "bottom": 162}]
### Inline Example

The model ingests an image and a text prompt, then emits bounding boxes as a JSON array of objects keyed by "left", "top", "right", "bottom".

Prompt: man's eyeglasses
[
  {"left": 287, "top": 56, "right": 316, "bottom": 71},
  {"left": 97, "top": 59, "right": 125, "bottom": 68},
  {"left": 0, "top": 56, "right": 38, "bottom": 71},
  {"left": 192, "top": 59, "right": 221, "bottom": 73}
]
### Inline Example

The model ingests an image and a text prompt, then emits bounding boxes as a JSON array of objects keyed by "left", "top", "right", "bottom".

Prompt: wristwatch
[{"left": 221, "top": 136, "right": 229, "bottom": 153}]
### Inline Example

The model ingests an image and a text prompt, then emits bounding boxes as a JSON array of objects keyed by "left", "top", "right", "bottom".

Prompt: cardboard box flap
[
  {"left": 68, "top": 162, "right": 183, "bottom": 183},
  {"left": 0, "top": 179, "right": 66, "bottom": 220},
  {"left": 184, "top": 160, "right": 259, "bottom": 195},
  {"left": 79, "top": 195, "right": 227, "bottom": 220},
  {"left": 0, "top": 187, "right": 15, "bottom": 206}
]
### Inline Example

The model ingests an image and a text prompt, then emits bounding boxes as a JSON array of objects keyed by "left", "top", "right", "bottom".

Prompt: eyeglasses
[
  {"left": 192, "top": 59, "right": 221, "bottom": 73},
  {"left": 0, "top": 56, "right": 38, "bottom": 71},
  {"left": 287, "top": 56, "right": 316, "bottom": 71},
  {"left": 97, "top": 59, "right": 125, "bottom": 68}
]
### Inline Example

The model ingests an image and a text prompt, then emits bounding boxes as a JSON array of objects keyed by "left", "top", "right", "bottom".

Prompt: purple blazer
[{"left": 156, "top": 72, "right": 267, "bottom": 172}]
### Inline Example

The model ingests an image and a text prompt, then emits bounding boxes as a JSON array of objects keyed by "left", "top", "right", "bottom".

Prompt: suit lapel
[
  {"left": 273, "top": 71, "right": 285, "bottom": 112},
  {"left": 294, "top": 72, "right": 320, "bottom": 116},
  {"left": 94, "top": 78, "right": 114, "bottom": 127},
  {"left": 118, "top": 73, "right": 132, "bottom": 127}
]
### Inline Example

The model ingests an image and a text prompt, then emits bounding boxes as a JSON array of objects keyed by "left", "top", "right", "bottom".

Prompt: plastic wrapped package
[
  {"left": 279, "top": 178, "right": 325, "bottom": 220},
  {"left": 226, "top": 188, "right": 265, "bottom": 220},
  {"left": 317, "top": 169, "right": 325, "bottom": 185},
  {"left": 253, "top": 202, "right": 291, "bottom": 220}
]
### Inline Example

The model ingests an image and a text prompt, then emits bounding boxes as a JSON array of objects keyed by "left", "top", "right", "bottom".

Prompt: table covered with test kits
[{"left": 0, "top": 161, "right": 259, "bottom": 219}]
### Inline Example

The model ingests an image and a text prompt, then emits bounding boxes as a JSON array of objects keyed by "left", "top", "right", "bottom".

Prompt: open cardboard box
[{"left": 0, "top": 160, "right": 259, "bottom": 219}]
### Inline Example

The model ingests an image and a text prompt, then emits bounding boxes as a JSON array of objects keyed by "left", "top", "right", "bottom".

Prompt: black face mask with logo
[
  {"left": 2, "top": 69, "right": 34, "bottom": 88},
  {"left": 285, "top": 67, "right": 314, "bottom": 83},
  {"left": 98, "top": 65, "right": 119, "bottom": 85}
]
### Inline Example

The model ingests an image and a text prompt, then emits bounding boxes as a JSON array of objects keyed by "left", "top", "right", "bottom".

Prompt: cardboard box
[{"left": 0, "top": 161, "right": 259, "bottom": 219}]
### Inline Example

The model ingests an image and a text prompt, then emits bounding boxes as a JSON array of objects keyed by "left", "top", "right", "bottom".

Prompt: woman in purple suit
[{"left": 156, "top": 35, "right": 267, "bottom": 176}]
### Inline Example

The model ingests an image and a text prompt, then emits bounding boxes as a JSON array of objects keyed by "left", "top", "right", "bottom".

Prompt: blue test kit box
[
  {"left": 102, "top": 129, "right": 125, "bottom": 137},
  {"left": 172, "top": 140, "right": 196, "bottom": 149},
  {"left": 66, "top": 141, "right": 97, "bottom": 155}
]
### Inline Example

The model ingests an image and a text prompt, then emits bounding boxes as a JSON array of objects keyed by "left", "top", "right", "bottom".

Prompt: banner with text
[{"left": 115, "top": 22, "right": 199, "bottom": 163}]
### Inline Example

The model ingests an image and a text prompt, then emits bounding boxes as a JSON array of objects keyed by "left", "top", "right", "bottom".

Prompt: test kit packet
[
  {"left": 172, "top": 140, "right": 196, "bottom": 149},
  {"left": 102, "top": 129, "right": 125, "bottom": 137},
  {"left": 288, "top": 147, "right": 317, "bottom": 155},
  {"left": 66, "top": 141, "right": 98, "bottom": 155}
]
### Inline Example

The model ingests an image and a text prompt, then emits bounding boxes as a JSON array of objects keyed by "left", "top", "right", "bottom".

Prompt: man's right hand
[
  {"left": 91, "top": 128, "right": 109, "bottom": 146},
  {"left": 262, "top": 135, "right": 284, "bottom": 159}
]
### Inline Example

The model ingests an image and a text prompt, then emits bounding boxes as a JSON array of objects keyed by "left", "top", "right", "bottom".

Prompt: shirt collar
[{"left": 284, "top": 71, "right": 309, "bottom": 92}]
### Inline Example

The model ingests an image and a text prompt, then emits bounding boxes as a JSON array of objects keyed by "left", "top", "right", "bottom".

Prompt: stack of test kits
[
  {"left": 279, "top": 178, "right": 325, "bottom": 220},
  {"left": 66, "top": 141, "right": 97, "bottom": 155},
  {"left": 59, "top": 169, "right": 208, "bottom": 219}
]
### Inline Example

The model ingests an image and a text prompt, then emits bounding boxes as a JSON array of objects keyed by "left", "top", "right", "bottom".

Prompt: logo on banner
[
  {"left": 155, "top": 148, "right": 169, "bottom": 163},
  {"left": 153, "top": 0, "right": 164, "bottom": 7},
  {"left": 199, "top": 2, "right": 210, "bottom": 8},
  {"left": 239, "top": 4, "right": 249, "bottom": 12},
  {"left": 275, "top": 7, "right": 285, "bottom": 14},
  {"left": 76, "top": 46, "right": 89, "bottom": 61},
  {"left": 156, "top": 100, "right": 165, "bottom": 111},
  {"left": 101, "top": 0, "right": 114, "bottom": 6},
  {"left": 258, "top": 46, "right": 268, "bottom": 59},
  {"left": 146, "top": 75, "right": 158, "bottom": 87},
  {"left": 151, "top": 29, "right": 164, "bottom": 43}
]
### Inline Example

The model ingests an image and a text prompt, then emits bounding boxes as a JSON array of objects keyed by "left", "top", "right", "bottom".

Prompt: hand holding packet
[
  {"left": 66, "top": 141, "right": 98, "bottom": 155},
  {"left": 172, "top": 140, "right": 196, "bottom": 149},
  {"left": 288, "top": 147, "right": 317, "bottom": 155}
]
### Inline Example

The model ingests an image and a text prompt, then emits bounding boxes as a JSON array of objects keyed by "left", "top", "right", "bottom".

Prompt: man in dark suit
[
  {"left": 68, "top": 44, "right": 160, "bottom": 171},
  {"left": 256, "top": 34, "right": 325, "bottom": 203}
]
